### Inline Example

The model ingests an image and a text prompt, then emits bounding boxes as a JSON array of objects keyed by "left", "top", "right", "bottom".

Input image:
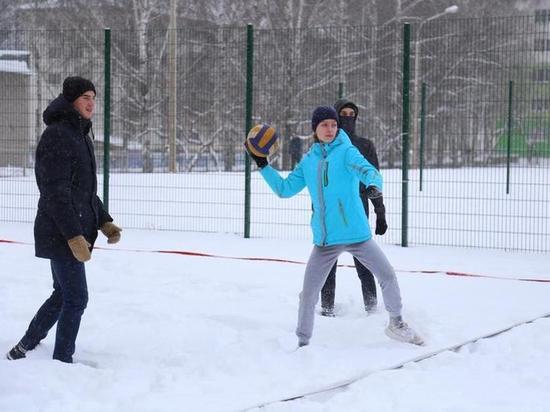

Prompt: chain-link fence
[
  {"left": 0, "top": 15, "right": 548, "bottom": 252},
  {"left": 407, "top": 16, "right": 550, "bottom": 251},
  {"left": 0, "top": 29, "right": 105, "bottom": 224}
]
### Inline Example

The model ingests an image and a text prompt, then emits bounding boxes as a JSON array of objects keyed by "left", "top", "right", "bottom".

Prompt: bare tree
[{"left": 5, "top": 0, "right": 534, "bottom": 172}]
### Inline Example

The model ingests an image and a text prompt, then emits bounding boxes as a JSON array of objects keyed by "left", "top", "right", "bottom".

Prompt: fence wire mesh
[
  {"left": 0, "top": 29, "right": 104, "bottom": 224},
  {"left": 0, "top": 16, "right": 548, "bottom": 252},
  {"left": 103, "top": 27, "right": 248, "bottom": 234},
  {"left": 408, "top": 16, "right": 550, "bottom": 251},
  {"left": 249, "top": 24, "right": 402, "bottom": 240}
]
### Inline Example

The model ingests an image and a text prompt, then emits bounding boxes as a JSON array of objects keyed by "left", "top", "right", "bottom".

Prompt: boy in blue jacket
[{"left": 245, "top": 106, "right": 423, "bottom": 347}]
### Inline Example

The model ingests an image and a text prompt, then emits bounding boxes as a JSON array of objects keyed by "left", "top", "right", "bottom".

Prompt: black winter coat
[
  {"left": 34, "top": 95, "right": 112, "bottom": 259},
  {"left": 334, "top": 98, "right": 385, "bottom": 216}
]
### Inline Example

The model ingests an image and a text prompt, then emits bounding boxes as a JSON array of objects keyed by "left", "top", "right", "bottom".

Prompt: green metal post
[
  {"left": 244, "top": 24, "right": 254, "bottom": 238},
  {"left": 338, "top": 82, "right": 344, "bottom": 99},
  {"left": 506, "top": 80, "right": 513, "bottom": 195},
  {"left": 419, "top": 82, "right": 426, "bottom": 191},
  {"left": 103, "top": 28, "right": 111, "bottom": 211},
  {"left": 401, "top": 23, "right": 411, "bottom": 247}
]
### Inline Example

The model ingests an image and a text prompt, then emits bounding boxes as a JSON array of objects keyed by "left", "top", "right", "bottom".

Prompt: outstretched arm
[
  {"left": 260, "top": 165, "right": 306, "bottom": 198},
  {"left": 244, "top": 138, "right": 306, "bottom": 198},
  {"left": 345, "top": 146, "right": 383, "bottom": 191},
  {"left": 353, "top": 139, "right": 388, "bottom": 234}
]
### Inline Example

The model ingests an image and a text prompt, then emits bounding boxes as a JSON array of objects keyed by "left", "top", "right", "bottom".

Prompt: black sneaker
[{"left": 6, "top": 343, "right": 27, "bottom": 360}]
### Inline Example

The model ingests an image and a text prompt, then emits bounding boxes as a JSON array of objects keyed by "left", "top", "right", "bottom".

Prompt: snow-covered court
[{"left": 1, "top": 222, "right": 549, "bottom": 411}]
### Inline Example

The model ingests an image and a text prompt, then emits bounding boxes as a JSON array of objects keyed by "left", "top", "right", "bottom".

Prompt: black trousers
[{"left": 320, "top": 256, "right": 378, "bottom": 311}]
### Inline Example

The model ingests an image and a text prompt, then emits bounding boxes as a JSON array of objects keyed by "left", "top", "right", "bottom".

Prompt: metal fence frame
[{"left": 0, "top": 16, "right": 549, "bottom": 252}]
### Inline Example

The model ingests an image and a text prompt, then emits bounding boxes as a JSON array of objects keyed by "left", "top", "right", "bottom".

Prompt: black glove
[
  {"left": 374, "top": 207, "right": 388, "bottom": 235},
  {"left": 244, "top": 142, "right": 268, "bottom": 169},
  {"left": 366, "top": 186, "right": 382, "bottom": 199}
]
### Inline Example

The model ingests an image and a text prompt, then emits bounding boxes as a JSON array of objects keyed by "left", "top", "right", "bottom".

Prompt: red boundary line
[{"left": 1, "top": 238, "right": 549, "bottom": 283}]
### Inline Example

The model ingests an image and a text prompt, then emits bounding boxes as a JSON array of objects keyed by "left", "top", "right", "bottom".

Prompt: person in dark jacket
[
  {"left": 320, "top": 99, "right": 388, "bottom": 317},
  {"left": 6, "top": 76, "right": 122, "bottom": 363}
]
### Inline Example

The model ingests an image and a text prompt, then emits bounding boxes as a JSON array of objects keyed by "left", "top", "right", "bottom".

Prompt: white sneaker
[{"left": 385, "top": 318, "right": 424, "bottom": 346}]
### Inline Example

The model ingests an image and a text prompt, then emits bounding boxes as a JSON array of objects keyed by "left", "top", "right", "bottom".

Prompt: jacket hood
[
  {"left": 43, "top": 95, "right": 92, "bottom": 134},
  {"left": 334, "top": 98, "right": 359, "bottom": 119}
]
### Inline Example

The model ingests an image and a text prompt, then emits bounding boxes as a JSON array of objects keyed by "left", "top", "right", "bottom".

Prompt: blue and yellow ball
[{"left": 246, "top": 124, "right": 279, "bottom": 157}]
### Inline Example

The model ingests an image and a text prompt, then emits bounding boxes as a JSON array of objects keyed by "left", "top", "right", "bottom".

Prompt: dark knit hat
[
  {"left": 62, "top": 76, "right": 96, "bottom": 103},
  {"left": 311, "top": 106, "right": 339, "bottom": 132}
]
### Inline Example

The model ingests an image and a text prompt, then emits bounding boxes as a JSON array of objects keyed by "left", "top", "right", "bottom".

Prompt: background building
[{"left": 0, "top": 50, "right": 33, "bottom": 171}]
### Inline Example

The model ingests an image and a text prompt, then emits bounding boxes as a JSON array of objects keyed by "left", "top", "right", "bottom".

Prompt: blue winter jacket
[{"left": 260, "top": 129, "right": 382, "bottom": 246}]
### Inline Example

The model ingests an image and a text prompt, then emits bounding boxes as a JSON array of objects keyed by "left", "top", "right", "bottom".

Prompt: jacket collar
[
  {"left": 312, "top": 129, "right": 351, "bottom": 155},
  {"left": 42, "top": 95, "right": 92, "bottom": 135}
]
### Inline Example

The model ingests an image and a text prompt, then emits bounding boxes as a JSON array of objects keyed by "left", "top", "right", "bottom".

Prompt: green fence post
[
  {"left": 419, "top": 82, "right": 426, "bottom": 191},
  {"left": 103, "top": 28, "right": 111, "bottom": 211},
  {"left": 338, "top": 82, "right": 344, "bottom": 99},
  {"left": 506, "top": 80, "right": 513, "bottom": 195},
  {"left": 401, "top": 23, "right": 411, "bottom": 247},
  {"left": 244, "top": 24, "right": 254, "bottom": 238}
]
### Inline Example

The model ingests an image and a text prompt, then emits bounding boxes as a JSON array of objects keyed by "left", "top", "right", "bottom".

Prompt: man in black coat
[
  {"left": 6, "top": 76, "right": 122, "bottom": 363},
  {"left": 320, "top": 98, "right": 388, "bottom": 316}
]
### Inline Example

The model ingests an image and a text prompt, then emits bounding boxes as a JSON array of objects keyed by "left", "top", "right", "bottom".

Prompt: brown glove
[
  {"left": 100, "top": 222, "right": 122, "bottom": 244},
  {"left": 67, "top": 235, "right": 92, "bottom": 262}
]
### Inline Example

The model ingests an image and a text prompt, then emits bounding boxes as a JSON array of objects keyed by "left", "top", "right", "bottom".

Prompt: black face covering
[{"left": 339, "top": 116, "right": 356, "bottom": 136}]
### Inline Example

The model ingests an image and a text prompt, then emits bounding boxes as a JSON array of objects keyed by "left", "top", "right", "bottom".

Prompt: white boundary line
[{"left": 241, "top": 311, "right": 550, "bottom": 411}]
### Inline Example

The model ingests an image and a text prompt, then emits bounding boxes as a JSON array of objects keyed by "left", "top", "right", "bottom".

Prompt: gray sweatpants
[{"left": 296, "top": 239, "right": 402, "bottom": 344}]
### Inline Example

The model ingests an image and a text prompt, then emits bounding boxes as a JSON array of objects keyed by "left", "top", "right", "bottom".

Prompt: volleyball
[{"left": 246, "top": 124, "right": 279, "bottom": 158}]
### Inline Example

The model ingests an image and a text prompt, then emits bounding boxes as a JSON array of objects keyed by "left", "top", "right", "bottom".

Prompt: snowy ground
[{"left": 1, "top": 222, "right": 549, "bottom": 412}]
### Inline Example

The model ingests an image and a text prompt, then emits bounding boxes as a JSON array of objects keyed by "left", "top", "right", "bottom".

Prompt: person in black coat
[
  {"left": 6, "top": 76, "right": 122, "bottom": 363},
  {"left": 320, "top": 98, "right": 388, "bottom": 316}
]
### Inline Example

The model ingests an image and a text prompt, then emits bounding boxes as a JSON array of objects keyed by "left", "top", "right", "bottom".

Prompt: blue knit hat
[{"left": 311, "top": 106, "right": 339, "bottom": 132}]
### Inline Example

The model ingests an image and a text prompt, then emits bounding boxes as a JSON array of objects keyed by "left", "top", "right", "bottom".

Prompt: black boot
[
  {"left": 6, "top": 343, "right": 27, "bottom": 360},
  {"left": 320, "top": 306, "right": 335, "bottom": 317},
  {"left": 364, "top": 295, "right": 378, "bottom": 313},
  {"left": 321, "top": 262, "right": 337, "bottom": 317},
  {"left": 354, "top": 257, "right": 378, "bottom": 313}
]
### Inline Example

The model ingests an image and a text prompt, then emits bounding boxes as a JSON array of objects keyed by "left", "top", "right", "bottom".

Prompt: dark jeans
[
  {"left": 20, "top": 257, "right": 88, "bottom": 363},
  {"left": 321, "top": 257, "right": 377, "bottom": 311}
]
